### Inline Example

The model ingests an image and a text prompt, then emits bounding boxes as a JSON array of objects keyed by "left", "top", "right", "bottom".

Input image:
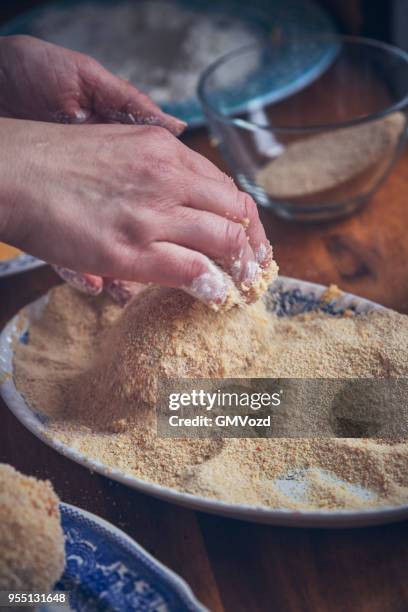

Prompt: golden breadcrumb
[
  {"left": 0, "top": 464, "right": 65, "bottom": 592},
  {"left": 213, "top": 256, "right": 279, "bottom": 311},
  {"left": 321, "top": 284, "right": 343, "bottom": 303},
  {"left": 13, "top": 285, "right": 408, "bottom": 512}
]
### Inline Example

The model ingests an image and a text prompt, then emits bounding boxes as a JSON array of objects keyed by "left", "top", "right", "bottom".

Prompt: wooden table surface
[{"left": 1, "top": 129, "right": 408, "bottom": 612}]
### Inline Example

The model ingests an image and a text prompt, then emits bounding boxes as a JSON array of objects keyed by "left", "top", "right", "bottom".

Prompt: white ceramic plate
[
  {"left": 1, "top": 277, "right": 407, "bottom": 528},
  {"left": 0, "top": 253, "right": 44, "bottom": 278}
]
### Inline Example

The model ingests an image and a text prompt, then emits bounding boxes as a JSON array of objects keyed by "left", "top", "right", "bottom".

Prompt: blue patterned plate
[
  {"left": 0, "top": 0, "right": 335, "bottom": 127},
  {"left": 45, "top": 503, "right": 206, "bottom": 611},
  {"left": 0, "top": 253, "right": 44, "bottom": 277},
  {"left": 2, "top": 277, "right": 408, "bottom": 528}
]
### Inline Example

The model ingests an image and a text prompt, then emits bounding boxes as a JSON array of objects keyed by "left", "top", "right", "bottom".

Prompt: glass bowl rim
[{"left": 197, "top": 34, "right": 408, "bottom": 133}]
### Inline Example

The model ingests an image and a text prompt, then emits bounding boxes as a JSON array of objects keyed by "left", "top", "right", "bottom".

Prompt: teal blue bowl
[{"left": 0, "top": 0, "right": 335, "bottom": 127}]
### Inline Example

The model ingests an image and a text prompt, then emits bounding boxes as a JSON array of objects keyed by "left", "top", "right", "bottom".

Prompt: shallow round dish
[
  {"left": 0, "top": 253, "right": 44, "bottom": 278},
  {"left": 46, "top": 503, "right": 206, "bottom": 611},
  {"left": 1, "top": 277, "right": 407, "bottom": 529},
  {"left": 0, "top": 0, "right": 335, "bottom": 127}
]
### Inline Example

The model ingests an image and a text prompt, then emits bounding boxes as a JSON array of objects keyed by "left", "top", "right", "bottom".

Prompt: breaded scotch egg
[{"left": 0, "top": 464, "right": 65, "bottom": 592}]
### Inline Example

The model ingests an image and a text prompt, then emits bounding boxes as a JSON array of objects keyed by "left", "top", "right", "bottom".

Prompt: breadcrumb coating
[
  {"left": 0, "top": 464, "right": 65, "bottom": 592},
  {"left": 14, "top": 284, "right": 408, "bottom": 511}
]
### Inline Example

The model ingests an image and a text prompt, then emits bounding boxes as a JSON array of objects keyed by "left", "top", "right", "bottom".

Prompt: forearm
[{"left": 0, "top": 118, "right": 32, "bottom": 245}]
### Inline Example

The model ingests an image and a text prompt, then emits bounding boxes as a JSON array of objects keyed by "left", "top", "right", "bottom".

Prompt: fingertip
[
  {"left": 255, "top": 242, "right": 273, "bottom": 267},
  {"left": 169, "top": 117, "right": 188, "bottom": 136},
  {"left": 53, "top": 266, "right": 103, "bottom": 295},
  {"left": 103, "top": 278, "right": 145, "bottom": 306},
  {"left": 147, "top": 113, "right": 187, "bottom": 136},
  {"left": 70, "top": 108, "right": 91, "bottom": 124},
  {"left": 182, "top": 259, "right": 234, "bottom": 309},
  {"left": 82, "top": 273, "right": 104, "bottom": 290},
  {"left": 51, "top": 106, "right": 91, "bottom": 124}
]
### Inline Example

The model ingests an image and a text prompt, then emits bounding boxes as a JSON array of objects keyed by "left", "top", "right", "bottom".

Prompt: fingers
[
  {"left": 181, "top": 172, "right": 272, "bottom": 267},
  {"left": 53, "top": 266, "right": 146, "bottom": 307},
  {"left": 155, "top": 208, "right": 257, "bottom": 286},
  {"left": 52, "top": 103, "right": 91, "bottom": 125},
  {"left": 172, "top": 145, "right": 272, "bottom": 268},
  {"left": 52, "top": 266, "right": 104, "bottom": 295},
  {"left": 120, "top": 242, "right": 236, "bottom": 309},
  {"left": 84, "top": 60, "right": 187, "bottom": 136},
  {"left": 53, "top": 257, "right": 231, "bottom": 309},
  {"left": 177, "top": 145, "right": 271, "bottom": 268},
  {"left": 178, "top": 146, "right": 232, "bottom": 182}
]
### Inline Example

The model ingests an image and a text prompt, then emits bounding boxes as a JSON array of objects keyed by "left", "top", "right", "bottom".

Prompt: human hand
[
  {"left": 51, "top": 269, "right": 146, "bottom": 307},
  {"left": 0, "top": 35, "right": 185, "bottom": 134},
  {"left": 0, "top": 119, "right": 272, "bottom": 308},
  {"left": 0, "top": 34, "right": 186, "bottom": 302}
]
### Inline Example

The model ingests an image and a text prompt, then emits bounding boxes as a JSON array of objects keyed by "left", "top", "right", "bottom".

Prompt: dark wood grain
[{"left": 1, "top": 127, "right": 408, "bottom": 612}]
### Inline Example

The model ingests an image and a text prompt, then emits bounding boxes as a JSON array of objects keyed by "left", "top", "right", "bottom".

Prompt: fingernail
[
  {"left": 104, "top": 279, "right": 144, "bottom": 307},
  {"left": 104, "top": 279, "right": 131, "bottom": 306},
  {"left": 156, "top": 115, "right": 187, "bottom": 135},
  {"left": 53, "top": 266, "right": 103, "bottom": 295},
  {"left": 255, "top": 242, "right": 273, "bottom": 267},
  {"left": 174, "top": 118, "right": 188, "bottom": 131},
  {"left": 183, "top": 262, "right": 233, "bottom": 309},
  {"left": 51, "top": 109, "right": 90, "bottom": 124},
  {"left": 72, "top": 109, "right": 90, "bottom": 123},
  {"left": 241, "top": 260, "right": 261, "bottom": 291}
]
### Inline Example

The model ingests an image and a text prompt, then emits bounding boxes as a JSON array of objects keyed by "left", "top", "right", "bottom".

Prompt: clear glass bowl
[{"left": 198, "top": 36, "right": 408, "bottom": 221}]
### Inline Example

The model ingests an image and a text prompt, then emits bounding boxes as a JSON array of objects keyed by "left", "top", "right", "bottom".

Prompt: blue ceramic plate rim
[
  {"left": 0, "top": 253, "right": 44, "bottom": 278},
  {"left": 1, "top": 277, "right": 407, "bottom": 529},
  {"left": 54, "top": 502, "right": 207, "bottom": 611},
  {"left": 0, "top": 0, "right": 336, "bottom": 128}
]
